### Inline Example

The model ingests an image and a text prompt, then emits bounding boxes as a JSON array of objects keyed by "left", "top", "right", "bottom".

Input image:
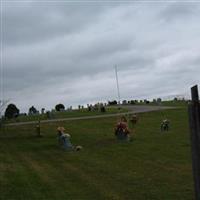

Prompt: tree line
[{"left": 3, "top": 97, "right": 186, "bottom": 119}]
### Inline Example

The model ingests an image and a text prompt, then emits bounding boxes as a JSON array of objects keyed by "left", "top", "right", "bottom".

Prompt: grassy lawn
[{"left": 0, "top": 106, "right": 194, "bottom": 200}]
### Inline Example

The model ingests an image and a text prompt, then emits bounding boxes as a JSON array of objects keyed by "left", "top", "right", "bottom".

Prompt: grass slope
[
  {"left": 5, "top": 107, "right": 127, "bottom": 124},
  {"left": 0, "top": 107, "right": 194, "bottom": 200}
]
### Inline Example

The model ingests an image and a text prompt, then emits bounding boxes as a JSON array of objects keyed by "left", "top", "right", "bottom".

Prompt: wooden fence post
[{"left": 188, "top": 85, "right": 200, "bottom": 200}]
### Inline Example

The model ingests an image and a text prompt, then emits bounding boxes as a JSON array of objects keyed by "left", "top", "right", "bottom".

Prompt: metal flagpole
[{"left": 114, "top": 65, "right": 121, "bottom": 105}]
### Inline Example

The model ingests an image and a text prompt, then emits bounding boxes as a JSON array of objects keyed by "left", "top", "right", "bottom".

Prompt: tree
[
  {"left": 100, "top": 105, "right": 106, "bottom": 112},
  {"left": 108, "top": 100, "right": 117, "bottom": 105},
  {"left": 157, "top": 98, "right": 162, "bottom": 103},
  {"left": 29, "top": 106, "right": 37, "bottom": 115},
  {"left": 130, "top": 100, "right": 135, "bottom": 105},
  {"left": 144, "top": 99, "right": 150, "bottom": 104},
  {"left": 41, "top": 108, "right": 45, "bottom": 114},
  {"left": 55, "top": 104, "right": 65, "bottom": 111},
  {"left": 122, "top": 100, "right": 127, "bottom": 105},
  {"left": 5, "top": 104, "right": 20, "bottom": 119},
  {"left": 173, "top": 97, "right": 178, "bottom": 101}
]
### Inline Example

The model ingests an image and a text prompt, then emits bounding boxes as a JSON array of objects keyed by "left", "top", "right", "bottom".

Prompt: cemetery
[
  {"left": 1, "top": 2, "right": 200, "bottom": 199},
  {"left": 0, "top": 98, "right": 195, "bottom": 200}
]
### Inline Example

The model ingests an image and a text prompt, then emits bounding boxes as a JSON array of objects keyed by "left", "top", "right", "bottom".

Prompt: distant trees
[
  {"left": 87, "top": 104, "right": 92, "bottom": 111},
  {"left": 29, "top": 106, "right": 38, "bottom": 115},
  {"left": 130, "top": 100, "right": 136, "bottom": 105},
  {"left": 55, "top": 104, "right": 65, "bottom": 111},
  {"left": 144, "top": 99, "right": 150, "bottom": 104},
  {"left": 153, "top": 99, "right": 157, "bottom": 103},
  {"left": 108, "top": 100, "right": 117, "bottom": 105},
  {"left": 157, "top": 98, "right": 162, "bottom": 103},
  {"left": 46, "top": 111, "right": 52, "bottom": 119},
  {"left": 100, "top": 105, "right": 106, "bottom": 112},
  {"left": 173, "top": 97, "right": 178, "bottom": 101},
  {"left": 5, "top": 104, "right": 20, "bottom": 119},
  {"left": 122, "top": 100, "right": 127, "bottom": 105},
  {"left": 41, "top": 108, "right": 45, "bottom": 114}
]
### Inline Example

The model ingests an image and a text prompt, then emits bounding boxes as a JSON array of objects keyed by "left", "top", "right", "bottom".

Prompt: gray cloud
[
  {"left": 4, "top": 3, "right": 114, "bottom": 46},
  {"left": 2, "top": 1, "right": 200, "bottom": 112},
  {"left": 159, "top": 2, "right": 199, "bottom": 23}
]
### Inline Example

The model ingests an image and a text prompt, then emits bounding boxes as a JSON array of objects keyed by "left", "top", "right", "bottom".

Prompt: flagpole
[{"left": 114, "top": 65, "right": 121, "bottom": 105}]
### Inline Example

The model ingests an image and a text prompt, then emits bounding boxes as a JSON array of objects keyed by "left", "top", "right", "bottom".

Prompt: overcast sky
[{"left": 1, "top": 1, "right": 200, "bottom": 113}]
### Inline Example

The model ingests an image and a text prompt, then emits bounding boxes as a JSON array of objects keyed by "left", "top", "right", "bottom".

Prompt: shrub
[
  {"left": 5, "top": 104, "right": 20, "bottom": 119},
  {"left": 55, "top": 104, "right": 65, "bottom": 111}
]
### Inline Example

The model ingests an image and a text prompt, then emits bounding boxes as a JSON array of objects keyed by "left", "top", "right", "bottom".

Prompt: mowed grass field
[{"left": 0, "top": 106, "right": 194, "bottom": 200}]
